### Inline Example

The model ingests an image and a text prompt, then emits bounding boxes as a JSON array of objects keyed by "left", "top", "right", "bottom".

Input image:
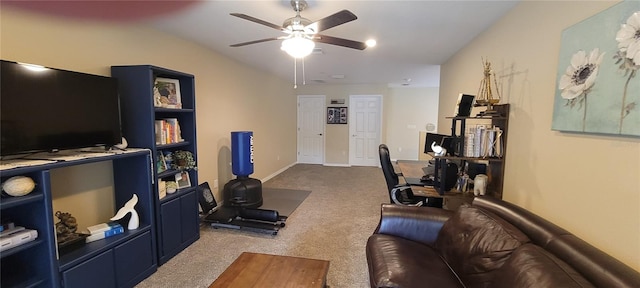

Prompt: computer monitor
[{"left": 424, "top": 133, "right": 453, "bottom": 155}]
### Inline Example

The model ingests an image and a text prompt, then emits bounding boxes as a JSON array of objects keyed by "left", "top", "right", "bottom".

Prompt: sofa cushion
[
  {"left": 434, "top": 205, "right": 530, "bottom": 288},
  {"left": 491, "top": 244, "right": 595, "bottom": 288},
  {"left": 367, "top": 234, "right": 464, "bottom": 288}
]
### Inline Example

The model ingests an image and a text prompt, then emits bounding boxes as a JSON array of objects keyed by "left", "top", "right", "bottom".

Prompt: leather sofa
[{"left": 366, "top": 196, "right": 640, "bottom": 288}]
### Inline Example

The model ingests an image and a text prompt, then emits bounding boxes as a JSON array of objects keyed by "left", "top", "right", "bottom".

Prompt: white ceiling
[{"left": 148, "top": 0, "right": 519, "bottom": 87}]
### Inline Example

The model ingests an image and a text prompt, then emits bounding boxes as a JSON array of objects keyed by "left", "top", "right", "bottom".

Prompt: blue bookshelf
[{"left": 111, "top": 65, "right": 199, "bottom": 266}]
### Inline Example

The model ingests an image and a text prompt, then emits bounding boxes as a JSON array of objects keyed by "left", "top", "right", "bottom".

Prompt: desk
[{"left": 396, "top": 160, "right": 473, "bottom": 208}]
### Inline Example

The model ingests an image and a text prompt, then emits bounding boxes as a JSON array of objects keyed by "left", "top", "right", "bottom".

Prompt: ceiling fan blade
[
  {"left": 307, "top": 10, "right": 357, "bottom": 33},
  {"left": 230, "top": 37, "right": 281, "bottom": 47},
  {"left": 230, "top": 13, "right": 283, "bottom": 31},
  {"left": 315, "top": 34, "right": 367, "bottom": 50}
]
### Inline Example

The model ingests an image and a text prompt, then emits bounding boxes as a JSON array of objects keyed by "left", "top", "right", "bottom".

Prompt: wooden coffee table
[{"left": 209, "top": 252, "right": 330, "bottom": 288}]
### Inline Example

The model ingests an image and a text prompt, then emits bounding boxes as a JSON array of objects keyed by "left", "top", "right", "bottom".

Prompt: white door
[
  {"left": 297, "top": 95, "right": 325, "bottom": 164},
  {"left": 349, "top": 95, "right": 382, "bottom": 166}
]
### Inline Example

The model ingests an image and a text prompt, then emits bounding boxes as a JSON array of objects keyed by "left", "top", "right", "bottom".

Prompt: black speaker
[{"left": 436, "top": 162, "right": 459, "bottom": 192}]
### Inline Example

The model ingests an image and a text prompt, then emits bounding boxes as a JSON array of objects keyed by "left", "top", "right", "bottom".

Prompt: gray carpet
[
  {"left": 135, "top": 164, "right": 388, "bottom": 287},
  {"left": 260, "top": 188, "right": 311, "bottom": 217}
]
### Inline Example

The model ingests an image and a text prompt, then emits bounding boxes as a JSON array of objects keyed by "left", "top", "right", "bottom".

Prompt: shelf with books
[
  {"left": 154, "top": 118, "right": 184, "bottom": 145},
  {"left": 432, "top": 104, "right": 510, "bottom": 205},
  {"left": 112, "top": 65, "right": 199, "bottom": 266}
]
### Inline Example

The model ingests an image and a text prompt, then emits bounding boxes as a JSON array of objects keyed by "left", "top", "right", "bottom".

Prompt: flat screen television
[{"left": 1, "top": 60, "right": 122, "bottom": 157}]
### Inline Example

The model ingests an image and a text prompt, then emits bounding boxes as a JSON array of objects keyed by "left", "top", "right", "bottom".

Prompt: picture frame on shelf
[
  {"left": 154, "top": 77, "right": 182, "bottom": 109},
  {"left": 454, "top": 94, "right": 475, "bottom": 117},
  {"left": 175, "top": 171, "right": 191, "bottom": 189}
]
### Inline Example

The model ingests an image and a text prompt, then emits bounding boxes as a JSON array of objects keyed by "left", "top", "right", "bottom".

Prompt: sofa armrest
[{"left": 374, "top": 204, "right": 454, "bottom": 246}]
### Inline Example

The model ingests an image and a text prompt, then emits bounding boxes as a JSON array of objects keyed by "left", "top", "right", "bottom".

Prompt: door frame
[{"left": 348, "top": 94, "right": 383, "bottom": 166}]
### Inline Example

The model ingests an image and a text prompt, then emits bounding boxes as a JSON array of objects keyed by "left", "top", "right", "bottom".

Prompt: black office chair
[{"left": 379, "top": 144, "right": 424, "bottom": 206}]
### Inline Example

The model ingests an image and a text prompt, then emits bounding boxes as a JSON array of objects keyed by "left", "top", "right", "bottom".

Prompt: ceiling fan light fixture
[{"left": 281, "top": 36, "right": 315, "bottom": 58}]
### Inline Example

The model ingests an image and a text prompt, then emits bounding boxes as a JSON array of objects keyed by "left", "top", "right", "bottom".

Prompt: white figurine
[
  {"left": 431, "top": 142, "right": 447, "bottom": 156},
  {"left": 111, "top": 194, "right": 139, "bottom": 230},
  {"left": 474, "top": 174, "right": 488, "bottom": 196}
]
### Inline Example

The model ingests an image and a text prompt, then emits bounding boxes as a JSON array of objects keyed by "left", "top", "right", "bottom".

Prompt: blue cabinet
[
  {"left": 62, "top": 250, "right": 116, "bottom": 288},
  {"left": 0, "top": 151, "right": 156, "bottom": 288},
  {"left": 111, "top": 65, "right": 199, "bottom": 265},
  {"left": 114, "top": 231, "right": 154, "bottom": 287}
]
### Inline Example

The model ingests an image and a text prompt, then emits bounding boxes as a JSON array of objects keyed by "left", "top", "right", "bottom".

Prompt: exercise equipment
[
  {"left": 224, "top": 131, "right": 263, "bottom": 208},
  {"left": 198, "top": 182, "right": 286, "bottom": 235},
  {"left": 209, "top": 207, "right": 287, "bottom": 236}
]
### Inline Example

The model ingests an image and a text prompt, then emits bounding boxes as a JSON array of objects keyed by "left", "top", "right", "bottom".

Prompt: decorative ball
[{"left": 2, "top": 176, "right": 36, "bottom": 197}]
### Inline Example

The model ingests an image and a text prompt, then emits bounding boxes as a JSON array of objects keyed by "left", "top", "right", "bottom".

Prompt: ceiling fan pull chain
[
  {"left": 293, "top": 58, "right": 298, "bottom": 89},
  {"left": 302, "top": 57, "right": 306, "bottom": 86}
]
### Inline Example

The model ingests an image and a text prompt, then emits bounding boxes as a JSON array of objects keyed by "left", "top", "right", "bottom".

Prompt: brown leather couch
[{"left": 366, "top": 197, "right": 640, "bottom": 288}]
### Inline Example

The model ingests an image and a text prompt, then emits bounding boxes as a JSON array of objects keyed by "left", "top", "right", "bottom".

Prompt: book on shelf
[
  {"left": 154, "top": 118, "right": 183, "bottom": 145},
  {"left": 86, "top": 221, "right": 120, "bottom": 235},
  {"left": 465, "top": 125, "right": 503, "bottom": 158},
  {"left": 85, "top": 222, "right": 124, "bottom": 243}
]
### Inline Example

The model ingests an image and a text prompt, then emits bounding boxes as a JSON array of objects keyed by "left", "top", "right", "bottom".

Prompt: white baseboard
[
  {"left": 322, "top": 163, "right": 351, "bottom": 167},
  {"left": 261, "top": 162, "right": 296, "bottom": 182}
]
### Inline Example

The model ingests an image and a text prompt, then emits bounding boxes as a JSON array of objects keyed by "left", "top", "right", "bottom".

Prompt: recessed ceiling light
[{"left": 365, "top": 39, "right": 377, "bottom": 48}]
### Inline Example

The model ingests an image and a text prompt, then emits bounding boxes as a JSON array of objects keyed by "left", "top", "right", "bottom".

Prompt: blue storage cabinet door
[
  {"left": 114, "top": 231, "right": 154, "bottom": 287},
  {"left": 62, "top": 250, "right": 116, "bottom": 288},
  {"left": 160, "top": 197, "right": 182, "bottom": 256},
  {"left": 180, "top": 191, "right": 199, "bottom": 243}
]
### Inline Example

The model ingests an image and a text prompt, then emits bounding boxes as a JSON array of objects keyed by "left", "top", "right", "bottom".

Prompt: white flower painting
[
  {"left": 616, "top": 11, "right": 640, "bottom": 66},
  {"left": 552, "top": 1, "right": 640, "bottom": 136},
  {"left": 558, "top": 49, "right": 605, "bottom": 131}
]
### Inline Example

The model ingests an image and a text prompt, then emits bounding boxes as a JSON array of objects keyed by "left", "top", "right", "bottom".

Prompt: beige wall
[
  {"left": 386, "top": 87, "right": 439, "bottom": 160},
  {"left": 440, "top": 0, "right": 639, "bottom": 270},
  {"left": 295, "top": 85, "right": 440, "bottom": 164},
  {"left": 1, "top": 7, "right": 297, "bottom": 225},
  {"left": 295, "top": 84, "right": 388, "bottom": 164}
]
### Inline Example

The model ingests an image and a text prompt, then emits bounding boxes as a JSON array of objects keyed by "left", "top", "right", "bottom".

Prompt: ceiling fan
[{"left": 230, "top": 0, "right": 367, "bottom": 58}]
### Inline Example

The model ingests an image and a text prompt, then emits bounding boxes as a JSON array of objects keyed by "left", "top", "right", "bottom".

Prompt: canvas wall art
[{"left": 552, "top": 1, "right": 640, "bottom": 136}]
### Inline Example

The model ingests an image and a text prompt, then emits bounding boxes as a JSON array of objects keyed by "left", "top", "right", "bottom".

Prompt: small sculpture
[
  {"left": 431, "top": 142, "right": 447, "bottom": 156},
  {"left": 474, "top": 174, "right": 489, "bottom": 196},
  {"left": 110, "top": 194, "right": 139, "bottom": 230},
  {"left": 55, "top": 211, "right": 78, "bottom": 243},
  {"left": 2, "top": 176, "right": 36, "bottom": 197},
  {"left": 476, "top": 58, "right": 502, "bottom": 116}
]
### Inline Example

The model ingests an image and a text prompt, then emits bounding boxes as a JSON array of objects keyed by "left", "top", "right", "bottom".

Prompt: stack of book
[
  {"left": 85, "top": 221, "right": 124, "bottom": 243},
  {"left": 464, "top": 125, "right": 504, "bottom": 158},
  {"left": 155, "top": 118, "right": 183, "bottom": 145}
]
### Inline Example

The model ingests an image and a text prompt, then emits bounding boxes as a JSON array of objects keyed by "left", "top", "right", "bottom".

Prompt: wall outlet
[
  {"left": 213, "top": 179, "right": 218, "bottom": 189},
  {"left": 398, "top": 147, "right": 403, "bottom": 152},
  {"left": 277, "top": 155, "right": 280, "bottom": 161}
]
